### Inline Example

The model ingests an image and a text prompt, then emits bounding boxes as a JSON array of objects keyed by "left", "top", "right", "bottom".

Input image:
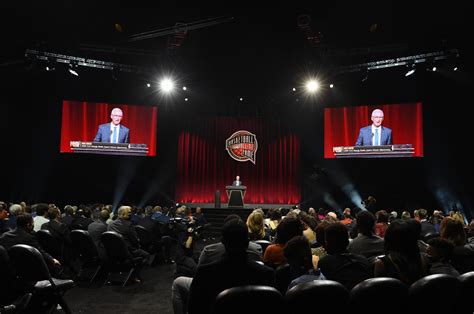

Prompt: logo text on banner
[{"left": 225, "top": 130, "right": 258, "bottom": 164}]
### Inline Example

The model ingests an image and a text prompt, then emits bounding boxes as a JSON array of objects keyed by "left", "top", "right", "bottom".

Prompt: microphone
[{"left": 372, "top": 132, "right": 374, "bottom": 138}]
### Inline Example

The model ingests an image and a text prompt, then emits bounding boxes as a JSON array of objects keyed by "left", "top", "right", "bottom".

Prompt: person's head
[
  {"left": 401, "top": 211, "right": 411, "bottom": 220},
  {"left": 47, "top": 207, "right": 61, "bottom": 220},
  {"left": 236, "top": 175, "right": 240, "bottom": 181},
  {"left": 196, "top": 207, "right": 202, "bottom": 214},
  {"left": 0, "top": 206, "right": 8, "bottom": 221},
  {"left": 283, "top": 235, "right": 313, "bottom": 271},
  {"left": 275, "top": 217, "right": 304, "bottom": 244},
  {"left": 117, "top": 206, "right": 132, "bottom": 220},
  {"left": 324, "top": 222, "right": 349, "bottom": 254},
  {"left": 9, "top": 204, "right": 23, "bottom": 217},
  {"left": 384, "top": 220, "right": 420, "bottom": 256},
  {"left": 356, "top": 210, "right": 376, "bottom": 236},
  {"left": 221, "top": 219, "right": 249, "bottom": 256},
  {"left": 16, "top": 214, "right": 34, "bottom": 232},
  {"left": 371, "top": 109, "right": 384, "bottom": 127},
  {"left": 98, "top": 209, "right": 110, "bottom": 222},
  {"left": 110, "top": 108, "right": 123, "bottom": 126},
  {"left": 440, "top": 217, "right": 466, "bottom": 246}
]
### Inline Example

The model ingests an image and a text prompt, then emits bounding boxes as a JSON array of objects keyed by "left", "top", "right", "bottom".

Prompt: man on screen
[
  {"left": 232, "top": 175, "right": 242, "bottom": 186},
  {"left": 355, "top": 109, "right": 392, "bottom": 146},
  {"left": 93, "top": 107, "right": 130, "bottom": 143}
]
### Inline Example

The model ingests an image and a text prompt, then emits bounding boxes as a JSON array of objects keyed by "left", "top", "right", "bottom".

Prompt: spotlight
[
  {"left": 405, "top": 63, "right": 416, "bottom": 77},
  {"left": 329, "top": 84, "right": 334, "bottom": 88},
  {"left": 68, "top": 63, "right": 79, "bottom": 76},
  {"left": 184, "top": 98, "right": 188, "bottom": 101},
  {"left": 305, "top": 79, "right": 320, "bottom": 93},
  {"left": 45, "top": 59, "right": 55, "bottom": 72},
  {"left": 159, "top": 78, "right": 175, "bottom": 93},
  {"left": 453, "top": 66, "right": 458, "bottom": 71},
  {"left": 182, "top": 86, "right": 187, "bottom": 91},
  {"left": 146, "top": 83, "right": 151, "bottom": 87},
  {"left": 292, "top": 87, "right": 296, "bottom": 91},
  {"left": 239, "top": 97, "right": 243, "bottom": 101}
]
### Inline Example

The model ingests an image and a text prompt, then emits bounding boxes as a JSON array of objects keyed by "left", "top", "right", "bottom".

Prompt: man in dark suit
[
  {"left": 232, "top": 175, "right": 242, "bottom": 186},
  {"left": 355, "top": 108, "right": 392, "bottom": 146},
  {"left": 188, "top": 219, "right": 274, "bottom": 314},
  {"left": 93, "top": 107, "right": 130, "bottom": 143},
  {"left": 0, "top": 214, "right": 61, "bottom": 270},
  {"left": 87, "top": 209, "right": 109, "bottom": 246}
]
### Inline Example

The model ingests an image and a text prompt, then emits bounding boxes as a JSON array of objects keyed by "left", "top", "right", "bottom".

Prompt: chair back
[
  {"left": 459, "top": 271, "right": 474, "bottom": 314},
  {"left": 36, "top": 229, "right": 63, "bottom": 258},
  {"left": 253, "top": 239, "right": 271, "bottom": 255},
  {"left": 350, "top": 277, "right": 408, "bottom": 314},
  {"left": 275, "top": 263, "right": 292, "bottom": 294},
  {"left": 213, "top": 285, "right": 284, "bottom": 314},
  {"left": 0, "top": 245, "right": 16, "bottom": 300},
  {"left": 135, "top": 225, "right": 153, "bottom": 248},
  {"left": 100, "top": 231, "right": 131, "bottom": 261},
  {"left": 285, "top": 280, "right": 349, "bottom": 312},
  {"left": 8, "top": 244, "right": 51, "bottom": 283},
  {"left": 410, "top": 274, "right": 461, "bottom": 313},
  {"left": 423, "top": 232, "right": 440, "bottom": 242},
  {"left": 70, "top": 229, "right": 100, "bottom": 261}
]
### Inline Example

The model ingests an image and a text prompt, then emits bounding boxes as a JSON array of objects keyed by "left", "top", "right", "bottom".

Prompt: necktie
[
  {"left": 374, "top": 128, "right": 379, "bottom": 146},
  {"left": 112, "top": 126, "right": 118, "bottom": 143}
]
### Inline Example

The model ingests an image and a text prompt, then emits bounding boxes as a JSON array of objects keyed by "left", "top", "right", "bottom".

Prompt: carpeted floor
[{"left": 63, "top": 238, "right": 217, "bottom": 314}]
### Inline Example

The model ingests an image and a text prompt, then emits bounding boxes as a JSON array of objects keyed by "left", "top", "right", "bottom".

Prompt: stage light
[
  {"left": 146, "top": 83, "right": 151, "bottom": 87},
  {"left": 292, "top": 87, "right": 296, "bottom": 91},
  {"left": 239, "top": 97, "right": 243, "bottom": 101},
  {"left": 68, "top": 63, "right": 79, "bottom": 76},
  {"left": 405, "top": 63, "right": 416, "bottom": 77},
  {"left": 159, "top": 78, "right": 175, "bottom": 93},
  {"left": 453, "top": 66, "right": 458, "bottom": 71},
  {"left": 182, "top": 86, "right": 187, "bottom": 90},
  {"left": 305, "top": 79, "right": 320, "bottom": 93},
  {"left": 184, "top": 98, "right": 188, "bottom": 101},
  {"left": 329, "top": 84, "right": 334, "bottom": 88},
  {"left": 432, "top": 66, "right": 437, "bottom": 71},
  {"left": 45, "top": 59, "right": 55, "bottom": 71}
]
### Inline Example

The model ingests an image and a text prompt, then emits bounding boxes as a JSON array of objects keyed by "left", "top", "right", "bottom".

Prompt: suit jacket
[
  {"left": 87, "top": 220, "right": 108, "bottom": 246},
  {"left": 355, "top": 125, "right": 392, "bottom": 146},
  {"left": 232, "top": 180, "right": 242, "bottom": 186},
  {"left": 188, "top": 255, "right": 275, "bottom": 314},
  {"left": 93, "top": 123, "right": 130, "bottom": 143},
  {"left": 0, "top": 228, "right": 55, "bottom": 265},
  {"left": 107, "top": 218, "right": 140, "bottom": 250}
]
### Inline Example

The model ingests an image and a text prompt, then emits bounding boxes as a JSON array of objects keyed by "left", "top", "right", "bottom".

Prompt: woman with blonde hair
[{"left": 246, "top": 211, "right": 269, "bottom": 241}]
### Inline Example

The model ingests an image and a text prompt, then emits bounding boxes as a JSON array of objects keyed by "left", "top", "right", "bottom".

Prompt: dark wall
[{"left": 1, "top": 53, "right": 473, "bottom": 220}]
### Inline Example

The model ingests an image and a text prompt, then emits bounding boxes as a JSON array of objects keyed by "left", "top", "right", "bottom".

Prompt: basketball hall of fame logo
[{"left": 225, "top": 130, "right": 258, "bottom": 164}]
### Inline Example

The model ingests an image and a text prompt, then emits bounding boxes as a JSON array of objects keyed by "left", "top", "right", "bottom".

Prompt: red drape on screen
[
  {"left": 324, "top": 103, "right": 423, "bottom": 158},
  {"left": 176, "top": 117, "right": 301, "bottom": 204},
  {"left": 60, "top": 100, "right": 157, "bottom": 156}
]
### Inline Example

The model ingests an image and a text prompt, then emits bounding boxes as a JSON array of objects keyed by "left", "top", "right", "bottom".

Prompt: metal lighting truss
[
  {"left": 334, "top": 49, "right": 459, "bottom": 74},
  {"left": 24, "top": 49, "right": 152, "bottom": 74}
]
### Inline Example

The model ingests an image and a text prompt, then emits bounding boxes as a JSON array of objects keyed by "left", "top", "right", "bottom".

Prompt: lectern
[{"left": 225, "top": 185, "right": 247, "bottom": 208}]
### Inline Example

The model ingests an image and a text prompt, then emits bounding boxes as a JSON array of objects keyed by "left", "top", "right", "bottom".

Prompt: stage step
[{"left": 200, "top": 208, "right": 254, "bottom": 237}]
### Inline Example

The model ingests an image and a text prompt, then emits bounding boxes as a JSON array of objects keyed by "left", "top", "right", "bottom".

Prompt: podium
[
  {"left": 332, "top": 144, "right": 414, "bottom": 158},
  {"left": 70, "top": 141, "right": 148, "bottom": 156},
  {"left": 225, "top": 185, "right": 247, "bottom": 208}
]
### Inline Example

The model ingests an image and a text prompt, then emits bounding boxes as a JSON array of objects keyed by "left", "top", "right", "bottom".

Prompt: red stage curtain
[
  {"left": 60, "top": 100, "right": 157, "bottom": 156},
  {"left": 324, "top": 103, "right": 423, "bottom": 158},
  {"left": 176, "top": 117, "right": 301, "bottom": 204}
]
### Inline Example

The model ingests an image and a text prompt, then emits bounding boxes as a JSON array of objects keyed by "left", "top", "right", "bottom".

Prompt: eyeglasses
[
  {"left": 372, "top": 116, "right": 384, "bottom": 119},
  {"left": 112, "top": 114, "right": 123, "bottom": 117}
]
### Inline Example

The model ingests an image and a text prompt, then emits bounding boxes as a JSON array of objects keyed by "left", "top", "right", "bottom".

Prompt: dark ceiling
[{"left": 1, "top": 3, "right": 472, "bottom": 90}]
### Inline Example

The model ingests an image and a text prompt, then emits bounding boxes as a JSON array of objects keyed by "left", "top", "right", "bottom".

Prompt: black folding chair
[
  {"left": 70, "top": 230, "right": 103, "bottom": 283},
  {"left": 8, "top": 244, "right": 75, "bottom": 314},
  {"left": 100, "top": 231, "right": 143, "bottom": 287}
]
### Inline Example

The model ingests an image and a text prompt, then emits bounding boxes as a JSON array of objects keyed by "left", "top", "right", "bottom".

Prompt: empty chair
[
  {"left": 285, "top": 280, "right": 349, "bottom": 312},
  {"left": 410, "top": 274, "right": 461, "bottom": 314},
  {"left": 459, "top": 271, "right": 474, "bottom": 314},
  {"left": 70, "top": 230, "right": 103, "bottom": 283},
  {"left": 253, "top": 239, "right": 272, "bottom": 255},
  {"left": 100, "top": 231, "right": 143, "bottom": 287},
  {"left": 350, "top": 277, "right": 408, "bottom": 314},
  {"left": 212, "top": 285, "right": 284, "bottom": 314},
  {"left": 36, "top": 229, "right": 63, "bottom": 260},
  {"left": 135, "top": 225, "right": 159, "bottom": 264},
  {"left": 8, "top": 244, "right": 75, "bottom": 314}
]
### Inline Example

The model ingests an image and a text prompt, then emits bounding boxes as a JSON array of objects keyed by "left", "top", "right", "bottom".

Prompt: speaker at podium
[{"left": 225, "top": 185, "right": 247, "bottom": 208}]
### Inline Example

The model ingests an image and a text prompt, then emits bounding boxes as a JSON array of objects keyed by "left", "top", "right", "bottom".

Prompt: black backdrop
[{"left": 1, "top": 57, "right": 473, "bottom": 221}]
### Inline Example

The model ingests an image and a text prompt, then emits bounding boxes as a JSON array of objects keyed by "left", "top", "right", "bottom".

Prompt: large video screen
[
  {"left": 60, "top": 100, "right": 157, "bottom": 156},
  {"left": 324, "top": 103, "right": 423, "bottom": 158}
]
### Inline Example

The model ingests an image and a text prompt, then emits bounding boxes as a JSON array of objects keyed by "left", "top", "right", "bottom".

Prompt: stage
[{"left": 182, "top": 203, "right": 297, "bottom": 210}]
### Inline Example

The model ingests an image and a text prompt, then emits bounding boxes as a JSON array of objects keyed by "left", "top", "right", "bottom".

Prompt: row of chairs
[
  {"left": 212, "top": 273, "right": 474, "bottom": 314},
  {"left": 35, "top": 228, "right": 145, "bottom": 287}
]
